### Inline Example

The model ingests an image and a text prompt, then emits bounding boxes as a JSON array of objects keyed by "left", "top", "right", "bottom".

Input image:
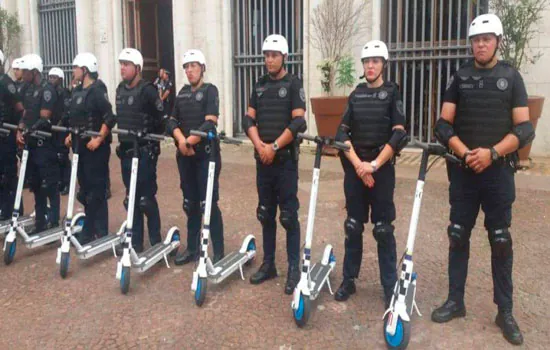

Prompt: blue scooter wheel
[
  {"left": 383, "top": 313, "right": 411, "bottom": 349},
  {"left": 293, "top": 293, "right": 311, "bottom": 328},
  {"left": 195, "top": 277, "right": 207, "bottom": 307}
]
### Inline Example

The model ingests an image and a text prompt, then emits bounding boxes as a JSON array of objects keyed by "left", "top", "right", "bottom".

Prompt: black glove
[{"left": 32, "top": 118, "right": 52, "bottom": 132}]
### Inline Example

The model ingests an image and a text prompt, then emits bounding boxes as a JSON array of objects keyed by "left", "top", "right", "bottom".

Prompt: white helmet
[
  {"left": 361, "top": 40, "right": 389, "bottom": 61},
  {"left": 20, "top": 54, "right": 43, "bottom": 73},
  {"left": 0, "top": 50, "right": 4, "bottom": 65},
  {"left": 73, "top": 52, "right": 98, "bottom": 73},
  {"left": 49, "top": 67, "right": 64, "bottom": 79},
  {"left": 468, "top": 13, "right": 503, "bottom": 38},
  {"left": 118, "top": 48, "right": 143, "bottom": 69},
  {"left": 182, "top": 49, "right": 206, "bottom": 69},
  {"left": 12, "top": 58, "right": 21, "bottom": 69},
  {"left": 262, "top": 34, "right": 289, "bottom": 56}
]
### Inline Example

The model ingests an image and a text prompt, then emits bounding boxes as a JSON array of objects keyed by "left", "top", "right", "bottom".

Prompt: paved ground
[{"left": 0, "top": 143, "right": 548, "bottom": 349}]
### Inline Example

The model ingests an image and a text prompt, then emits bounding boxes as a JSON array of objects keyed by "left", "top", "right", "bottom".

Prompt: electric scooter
[
  {"left": 291, "top": 133, "right": 349, "bottom": 327},
  {"left": 0, "top": 123, "right": 44, "bottom": 237},
  {"left": 113, "top": 128, "right": 181, "bottom": 294},
  {"left": 53, "top": 125, "right": 125, "bottom": 278},
  {"left": 190, "top": 130, "right": 256, "bottom": 307},
  {"left": 3, "top": 123, "right": 81, "bottom": 265},
  {"left": 383, "top": 141, "right": 460, "bottom": 349}
]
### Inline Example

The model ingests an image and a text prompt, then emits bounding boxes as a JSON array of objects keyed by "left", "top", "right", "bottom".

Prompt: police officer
[
  {"left": 431, "top": 14, "right": 534, "bottom": 346},
  {"left": 116, "top": 48, "right": 166, "bottom": 253},
  {"left": 0, "top": 51, "right": 25, "bottom": 220},
  {"left": 48, "top": 67, "right": 71, "bottom": 195},
  {"left": 11, "top": 58, "right": 25, "bottom": 96},
  {"left": 334, "top": 40, "right": 408, "bottom": 306},
  {"left": 166, "top": 49, "right": 225, "bottom": 265},
  {"left": 65, "top": 53, "right": 115, "bottom": 244},
  {"left": 242, "top": 34, "right": 307, "bottom": 295},
  {"left": 16, "top": 54, "right": 60, "bottom": 232}
]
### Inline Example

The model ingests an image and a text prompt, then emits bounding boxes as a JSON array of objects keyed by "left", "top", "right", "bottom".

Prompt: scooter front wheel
[
  {"left": 383, "top": 313, "right": 411, "bottom": 349},
  {"left": 4, "top": 240, "right": 16, "bottom": 265},
  {"left": 120, "top": 266, "right": 131, "bottom": 295},
  {"left": 60, "top": 252, "right": 70, "bottom": 279},
  {"left": 293, "top": 293, "right": 311, "bottom": 328},
  {"left": 195, "top": 277, "right": 207, "bottom": 307}
]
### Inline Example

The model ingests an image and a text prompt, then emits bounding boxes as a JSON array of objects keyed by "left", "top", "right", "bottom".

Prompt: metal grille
[
  {"left": 384, "top": 0, "right": 488, "bottom": 143},
  {"left": 232, "top": 0, "right": 304, "bottom": 134},
  {"left": 38, "top": 0, "right": 77, "bottom": 85}
]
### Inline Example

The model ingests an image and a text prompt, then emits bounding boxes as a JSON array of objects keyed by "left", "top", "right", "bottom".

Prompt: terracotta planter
[
  {"left": 518, "top": 96, "right": 545, "bottom": 166},
  {"left": 310, "top": 96, "right": 348, "bottom": 155}
]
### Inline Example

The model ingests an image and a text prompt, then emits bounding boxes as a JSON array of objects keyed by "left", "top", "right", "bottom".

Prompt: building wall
[{"left": 520, "top": 7, "right": 550, "bottom": 156}]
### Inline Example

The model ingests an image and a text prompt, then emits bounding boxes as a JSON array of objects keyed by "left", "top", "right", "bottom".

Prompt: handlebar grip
[
  {"left": 297, "top": 133, "right": 316, "bottom": 142},
  {"left": 51, "top": 125, "right": 69, "bottom": 133},
  {"left": 190, "top": 130, "right": 208, "bottom": 138},
  {"left": 333, "top": 141, "right": 350, "bottom": 151}
]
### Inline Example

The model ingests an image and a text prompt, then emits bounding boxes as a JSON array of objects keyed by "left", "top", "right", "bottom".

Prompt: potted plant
[
  {"left": 492, "top": 0, "right": 549, "bottom": 167},
  {"left": 309, "top": 0, "right": 368, "bottom": 144}
]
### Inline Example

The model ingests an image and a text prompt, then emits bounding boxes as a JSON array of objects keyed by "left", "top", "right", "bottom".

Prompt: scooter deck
[
  {"left": 133, "top": 241, "right": 178, "bottom": 273},
  {"left": 309, "top": 263, "right": 333, "bottom": 299},
  {"left": 209, "top": 251, "right": 252, "bottom": 284},
  {"left": 0, "top": 216, "right": 34, "bottom": 236},
  {"left": 26, "top": 226, "right": 66, "bottom": 248},
  {"left": 77, "top": 233, "right": 121, "bottom": 259}
]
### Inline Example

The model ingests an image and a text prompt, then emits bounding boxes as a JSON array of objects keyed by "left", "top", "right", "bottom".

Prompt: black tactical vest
[
  {"left": 349, "top": 82, "right": 394, "bottom": 150},
  {"left": 454, "top": 61, "right": 515, "bottom": 149},
  {"left": 174, "top": 83, "right": 211, "bottom": 137},
  {"left": 52, "top": 85, "right": 67, "bottom": 125},
  {"left": 69, "top": 83, "right": 102, "bottom": 131},
  {"left": 115, "top": 80, "right": 154, "bottom": 143},
  {"left": 0, "top": 74, "right": 17, "bottom": 124},
  {"left": 255, "top": 75, "right": 293, "bottom": 143},
  {"left": 22, "top": 80, "right": 50, "bottom": 128}
]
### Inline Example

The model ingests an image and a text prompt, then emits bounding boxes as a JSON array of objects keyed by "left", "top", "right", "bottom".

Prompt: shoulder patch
[{"left": 43, "top": 90, "right": 52, "bottom": 102}]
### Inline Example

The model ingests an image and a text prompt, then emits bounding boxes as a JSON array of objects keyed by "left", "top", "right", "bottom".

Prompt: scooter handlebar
[
  {"left": 51, "top": 125, "right": 69, "bottom": 133},
  {"left": 297, "top": 133, "right": 317, "bottom": 142},
  {"left": 190, "top": 130, "right": 208, "bottom": 138},
  {"left": 414, "top": 141, "right": 461, "bottom": 164},
  {"left": 0, "top": 128, "right": 10, "bottom": 136},
  {"left": 30, "top": 130, "right": 52, "bottom": 139},
  {"left": 332, "top": 141, "right": 350, "bottom": 151},
  {"left": 111, "top": 128, "right": 167, "bottom": 141},
  {"left": 0, "top": 123, "right": 19, "bottom": 131}
]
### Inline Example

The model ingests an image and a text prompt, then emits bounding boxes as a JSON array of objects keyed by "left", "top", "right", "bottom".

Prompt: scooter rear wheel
[
  {"left": 383, "top": 313, "right": 411, "bottom": 349},
  {"left": 4, "top": 240, "right": 16, "bottom": 265},
  {"left": 120, "top": 266, "right": 131, "bottom": 295},
  {"left": 195, "top": 277, "right": 207, "bottom": 307},
  {"left": 60, "top": 252, "right": 70, "bottom": 279},
  {"left": 293, "top": 293, "right": 311, "bottom": 328}
]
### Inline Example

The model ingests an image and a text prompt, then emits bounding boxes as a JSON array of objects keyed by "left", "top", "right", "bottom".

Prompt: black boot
[
  {"left": 431, "top": 299, "right": 466, "bottom": 323},
  {"left": 250, "top": 261, "right": 277, "bottom": 284},
  {"left": 334, "top": 279, "right": 356, "bottom": 301},
  {"left": 495, "top": 309, "right": 523, "bottom": 345},
  {"left": 213, "top": 253, "right": 225, "bottom": 264},
  {"left": 174, "top": 249, "right": 197, "bottom": 265},
  {"left": 284, "top": 264, "right": 300, "bottom": 295}
]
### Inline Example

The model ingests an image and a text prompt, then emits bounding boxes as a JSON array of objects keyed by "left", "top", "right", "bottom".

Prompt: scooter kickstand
[
  {"left": 239, "top": 263, "right": 245, "bottom": 280},
  {"left": 413, "top": 299, "right": 422, "bottom": 317},
  {"left": 163, "top": 253, "right": 171, "bottom": 268},
  {"left": 327, "top": 277, "right": 334, "bottom": 295}
]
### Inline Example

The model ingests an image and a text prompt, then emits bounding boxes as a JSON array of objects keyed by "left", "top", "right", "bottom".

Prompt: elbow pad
[
  {"left": 387, "top": 128, "right": 408, "bottom": 153},
  {"left": 434, "top": 118, "right": 456, "bottom": 147},
  {"left": 512, "top": 121, "right": 535, "bottom": 149},
  {"left": 242, "top": 114, "right": 256, "bottom": 135},
  {"left": 198, "top": 119, "right": 217, "bottom": 133},
  {"left": 103, "top": 113, "right": 116, "bottom": 130},
  {"left": 165, "top": 117, "right": 179, "bottom": 136},
  {"left": 335, "top": 124, "right": 351, "bottom": 142},
  {"left": 287, "top": 116, "right": 306, "bottom": 138}
]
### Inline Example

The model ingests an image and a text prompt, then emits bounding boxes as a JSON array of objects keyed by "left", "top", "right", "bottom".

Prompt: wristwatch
[
  {"left": 272, "top": 140, "right": 280, "bottom": 151},
  {"left": 490, "top": 147, "right": 500, "bottom": 162},
  {"left": 370, "top": 160, "right": 378, "bottom": 172}
]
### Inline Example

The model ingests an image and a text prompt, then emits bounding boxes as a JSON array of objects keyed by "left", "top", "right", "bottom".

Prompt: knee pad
[
  {"left": 138, "top": 196, "right": 156, "bottom": 217},
  {"left": 183, "top": 198, "right": 200, "bottom": 217},
  {"left": 373, "top": 222, "right": 395, "bottom": 245},
  {"left": 489, "top": 228, "right": 512, "bottom": 258},
  {"left": 77, "top": 191, "right": 87, "bottom": 206},
  {"left": 256, "top": 205, "right": 273, "bottom": 226},
  {"left": 344, "top": 217, "right": 363, "bottom": 239},
  {"left": 447, "top": 223, "right": 470, "bottom": 249},
  {"left": 279, "top": 209, "right": 298, "bottom": 231}
]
